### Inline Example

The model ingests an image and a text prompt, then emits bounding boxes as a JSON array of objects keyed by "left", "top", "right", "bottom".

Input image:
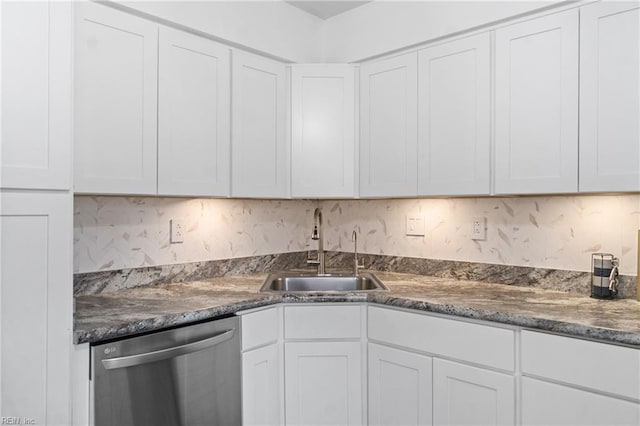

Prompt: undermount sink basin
[{"left": 260, "top": 272, "right": 388, "bottom": 293}]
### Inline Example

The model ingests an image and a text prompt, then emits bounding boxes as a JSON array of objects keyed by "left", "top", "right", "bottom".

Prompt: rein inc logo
[{"left": 1, "top": 418, "right": 35, "bottom": 425}]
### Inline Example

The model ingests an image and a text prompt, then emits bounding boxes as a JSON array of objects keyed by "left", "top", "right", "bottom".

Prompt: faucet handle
[{"left": 307, "top": 250, "right": 320, "bottom": 265}]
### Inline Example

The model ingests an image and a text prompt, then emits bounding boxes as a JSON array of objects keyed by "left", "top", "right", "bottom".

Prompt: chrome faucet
[
  {"left": 307, "top": 208, "right": 325, "bottom": 274},
  {"left": 352, "top": 230, "right": 364, "bottom": 276}
]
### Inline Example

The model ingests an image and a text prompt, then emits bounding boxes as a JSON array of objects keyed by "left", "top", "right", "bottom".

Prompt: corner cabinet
[
  {"left": 360, "top": 53, "right": 418, "bottom": 197},
  {"left": 74, "top": 2, "right": 158, "bottom": 195},
  {"left": 158, "top": 27, "right": 230, "bottom": 197},
  {"left": 232, "top": 51, "right": 288, "bottom": 198},
  {"left": 291, "top": 64, "right": 356, "bottom": 198},
  {"left": 1, "top": 0, "right": 72, "bottom": 190},
  {"left": 579, "top": 2, "right": 640, "bottom": 192},
  {"left": 417, "top": 33, "right": 491, "bottom": 196},
  {"left": 494, "top": 10, "right": 579, "bottom": 194}
]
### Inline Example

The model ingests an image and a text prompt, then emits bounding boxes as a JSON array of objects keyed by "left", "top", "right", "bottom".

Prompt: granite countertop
[{"left": 74, "top": 271, "right": 640, "bottom": 347}]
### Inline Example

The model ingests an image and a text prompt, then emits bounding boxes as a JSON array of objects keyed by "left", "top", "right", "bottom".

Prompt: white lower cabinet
[
  {"left": 521, "top": 329, "right": 640, "bottom": 425},
  {"left": 240, "top": 304, "right": 640, "bottom": 426},
  {"left": 522, "top": 377, "right": 640, "bottom": 426},
  {"left": 242, "top": 344, "right": 281, "bottom": 426},
  {"left": 433, "top": 359, "right": 515, "bottom": 426},
  {"left": 368, "top": 343, "right": 432, "bottom": 426},
  {"left": 239, "top": 307, "right": 282, "bottom": 426},
  {"left": 285, "top": 341, "right": 363, "bottom": 425}
]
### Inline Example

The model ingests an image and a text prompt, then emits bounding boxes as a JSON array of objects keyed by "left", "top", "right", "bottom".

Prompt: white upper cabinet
[
  {"left": 232, "top": 51, "right": 288, "bottom": 198},
  {"left": 1, "top": 1, "right": 71, "bottom": 190},
  {"left": 360, "top": 53, "right": 418, "bottom": 197},
  {"left": 291, "top": 64, "right": 356, "bottom": 198},
  {"left": 74, "top": 2, "right": 158, "bottom": 195},
  {"left": 494, "top": 10, "right": 579, "bottom": 194},
  {"left": 158, "top": 28, "right": 230, "bottom": 197},
  {"left": 579, "top": 2, "right": 640, "bottom": 192},
  {"left": 417, "top": 33, "right": 491, "bottom": 196}
]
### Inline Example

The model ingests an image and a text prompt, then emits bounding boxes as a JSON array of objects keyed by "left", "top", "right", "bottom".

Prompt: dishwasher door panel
[{"left": 92, "top": 316, "right": 241, "bottom": 426}]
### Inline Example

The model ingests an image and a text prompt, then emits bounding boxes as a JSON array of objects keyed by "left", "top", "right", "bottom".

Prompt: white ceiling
[{"left": 285, "top": 1, "right": 372, "bottom": 20}]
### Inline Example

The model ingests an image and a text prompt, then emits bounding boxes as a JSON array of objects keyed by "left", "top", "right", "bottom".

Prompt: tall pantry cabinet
[{"left": 0, "top": 1, "right": 73, "bottom": 425}]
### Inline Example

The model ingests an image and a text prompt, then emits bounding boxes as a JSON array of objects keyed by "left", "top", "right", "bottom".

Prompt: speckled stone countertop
[{"left": 74, "top": 271, "right": 640, "bottom": 347}]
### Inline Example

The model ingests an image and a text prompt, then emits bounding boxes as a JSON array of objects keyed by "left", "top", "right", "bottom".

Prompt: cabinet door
[
  {"left": 0, "top": 191, "right": 72, "bottom": 425},
  {"left": 242, "top": 344, "right": 281, "bottom": 426},
  {"left": 158, "top": 27, "right": 230, "bottom": 196},
  {"left": 495, "top": 10, "right": 579, "bottom": 194},
  {"left": 433, "top": 359, "right": 514, "bottom": 426},
  {"left": 522, "top": 378, "right": 640, "bottom": 426},
  {"left": 368, "top": 343, "right": 432, "bottom": 426},
  {"left": 232, "top": 51, "right": 288, "bottom": 198},
  {"left": 1, "top": 1, "right": 71, "bottom": 190},
  {"left": 418, "top": 33, "right": 491, "bottom": 196},
  {"left": 360, "top": 53, "right": 418, "bottom": 197},
  {"left": 285, "top": 341, "right": 362, "bottom": 425},
  {"left": 579, "top": 2, "right": 640, "bottom": 192},
  {"left": 291, "top": 64, "right": 355, "bottom": 198},
  {"left": 74, "top": 2, "right": 158, "bottom": 195}
]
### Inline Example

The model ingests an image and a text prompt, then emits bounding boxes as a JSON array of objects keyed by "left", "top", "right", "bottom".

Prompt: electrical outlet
[
  {"left": 471, "top": 217, "right": 486, "bottom": 240},
  {"left": 406, "top": 215, "right": 425, "bottom": 236},
  {"left": 170, "top": 219, "right": 184, "bottom": 244}
]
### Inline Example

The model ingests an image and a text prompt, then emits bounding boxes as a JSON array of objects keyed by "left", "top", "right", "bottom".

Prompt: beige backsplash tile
[{"left": 74, "top": 194, "right": 640, "bottom": 276}]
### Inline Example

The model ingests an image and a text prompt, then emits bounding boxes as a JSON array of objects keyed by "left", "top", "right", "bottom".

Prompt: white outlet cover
[
  {"left": 170, "top": 219, "right": 184, "bottom": 244},
  {"left": 471, "top": 217, "right": 486, "bottom": 240},
  {"left": 406, "top": 215, "right": 425, "bottom": 236}
]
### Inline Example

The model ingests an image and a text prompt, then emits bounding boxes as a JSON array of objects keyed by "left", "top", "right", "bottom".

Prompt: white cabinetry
[
  {"left": 360, "top": 53, "right": 418, "bottom": 197},
  {"left": 494, "top": 10, "right": 579, "bottom": 194},
  {"left": 521, "top": 330, "right": 640, "bottom": 425},
  {"left": 74, "top": 2, "right": 158, "bottom": 195},
  {"left": 522, "top": 378, "right": 640, "bottom": 426},
  {"left": 368, "top": 342, "right": 432, "bottom": 426},
  {"left": 283, "top": 304, "right": 364, "bottom": 425},
  {"left": 579, "top": 2, "right": 640, "bottom": 192},
  {"left": 417, "top": 33, "right": 491, "bottom": 196},
  {"left": 285, "top": 341, "right": 362, "bottom": 425},
  {"left": 368, "top": 306, "right": 516, "bottom": 426},
  {"left": 433, "top": 359, "right": 515, "bottom": 426},
  {"left": 291, "top": 64, "right": 356, "bottom": 198},
  {"left": 0, "top": 191, "right": 72, "bottom": 425},
  {"left": 232, "top": 51, "right": 288, "bottom": 198},
  {"left": 1, "top": 1, "right": 72, "bottom": 190},
  {"left": 158, "top": 27, "right": 230, "bottom": 196},
  {"left": 240, "top": 307, "right": 282, "bottom": 426}
]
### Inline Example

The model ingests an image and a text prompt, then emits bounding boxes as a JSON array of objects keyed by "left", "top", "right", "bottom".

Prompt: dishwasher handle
[{"left": 102, "top": 328, "right": 235, "bottom": 370}]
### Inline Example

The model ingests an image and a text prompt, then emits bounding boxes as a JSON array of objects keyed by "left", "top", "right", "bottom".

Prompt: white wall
[
  {"left": 117, "top": 0, "right": 324, "bottom": 62},
  {"left": 320, "top": 0, "right": 560, "bottom": 62},
  {"left": 75, "top": 195, "right": 640, "bottom": 276}
]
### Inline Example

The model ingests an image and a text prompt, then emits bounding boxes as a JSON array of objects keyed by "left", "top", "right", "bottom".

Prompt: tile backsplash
[
  {"left": 74, "top": 196, "right": 315, "bottom": 273},
  {"left": 75, "top": 194, "right": 640, "bottom": 276}
]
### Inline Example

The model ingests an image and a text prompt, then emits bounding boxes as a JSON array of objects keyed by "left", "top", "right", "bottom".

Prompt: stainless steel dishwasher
[{"left": 92, "top": 315, "right": 241, "bottom": 426}]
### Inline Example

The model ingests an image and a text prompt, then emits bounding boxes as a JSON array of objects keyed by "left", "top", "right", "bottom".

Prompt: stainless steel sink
[{"left": 260, "top": 272, "right": 388, "bottom": 293}]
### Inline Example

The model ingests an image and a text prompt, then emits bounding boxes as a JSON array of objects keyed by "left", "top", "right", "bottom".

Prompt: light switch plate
[{"left": 406, "top": 215, "right": 425, "bottom": 236}]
